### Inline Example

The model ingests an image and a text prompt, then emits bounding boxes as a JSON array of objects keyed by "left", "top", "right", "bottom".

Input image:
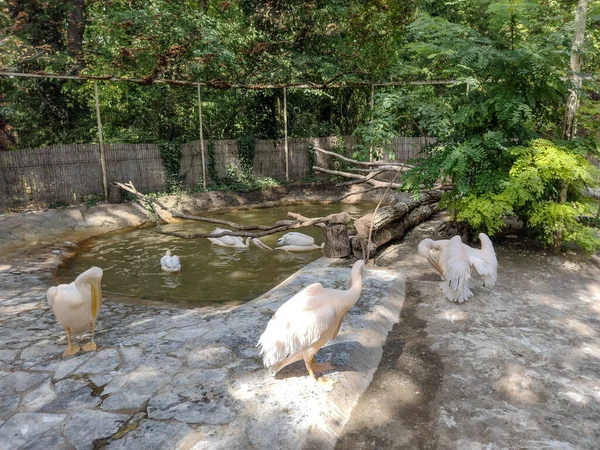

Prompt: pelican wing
[
  {"left": 440, "top": 236, "right": 472, "bottom": 302},
  {"left": 47, "top": 286, "right": 58, "bottom": 308},
  {"left": 258, "top": 283, "right": 336, "bottom": 370},
  {"left": 466, "top": 248, "right": 496, "bottom": 286},
  {"left": 277, "top": 232, "right": 315, "bottom": 247}
]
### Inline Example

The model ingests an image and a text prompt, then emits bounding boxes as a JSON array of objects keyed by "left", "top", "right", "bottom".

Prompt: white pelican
[
  {"left": 208, "top": 228, "right": 271, "bottom": 249},
  {"left": 47, "top": 266, "right": 103, "bottom": 356},
  {"left": 418, "top": 233, "right": 498, "bottom": 302},
  {"left": 275, "top": 232, "right": 324, "bottom": 252},
  {"left": 160, "top": 250, "right": 181, "bottom": 272},
  {"left": 257, "top": 259, "right": 365, "bottom": 386}
]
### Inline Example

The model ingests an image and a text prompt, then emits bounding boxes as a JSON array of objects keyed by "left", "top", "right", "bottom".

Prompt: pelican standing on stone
[
  {"left": 160, "top": 250, "right": 181, "bottom": 272},
  {"left": 418, "top": 233, "right": 498, "bottom": 302},
  {"left": 47, "top": 266, "right": 103, "bottom": 356},
  {"left": 275, "top": 232, "right": 324, "bottom": 252},
  {"left": 208, "top": 228, "right": 271, "bottom": 249},
  {"left": 257, "top": 259, "right": 365, "bottom": 386}
]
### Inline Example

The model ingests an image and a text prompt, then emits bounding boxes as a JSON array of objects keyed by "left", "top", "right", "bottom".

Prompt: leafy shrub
[{"left": 444, "top": 139, "right": 600, "bottom": 252}]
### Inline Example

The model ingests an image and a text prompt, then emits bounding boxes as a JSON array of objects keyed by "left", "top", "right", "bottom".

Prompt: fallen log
[{"left": 352, "top": 190, "right": 443, "bottom": 258}]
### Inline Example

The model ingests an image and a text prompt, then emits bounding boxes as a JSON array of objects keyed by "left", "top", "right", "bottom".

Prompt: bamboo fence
[{"left": 1, "top": 136, "right": 435, "bottom": 210}]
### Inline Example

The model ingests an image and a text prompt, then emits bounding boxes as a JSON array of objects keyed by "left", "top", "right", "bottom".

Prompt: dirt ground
[{"left": 337, "top": 215, "right": 600, "bottom": 450}]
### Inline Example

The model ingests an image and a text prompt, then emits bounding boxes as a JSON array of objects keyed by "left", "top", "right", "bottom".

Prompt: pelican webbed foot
[
  {"left": 316, "top": 376, "right": 335, "bottom": 388},
  {"left": 63, "top": 344, "right": 80, "bottom": 357},
  {"left": 82, "top": 341, "right": 97, "bottom": 352},
  {"left": 82, "top": 322, "right": 97, "bottom": 352}
]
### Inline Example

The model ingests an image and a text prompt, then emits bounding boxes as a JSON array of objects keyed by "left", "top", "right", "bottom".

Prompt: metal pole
[
  {"left": 197, "top": 84, "right": 206, "bottom": 189},
  {"left": 370, "top": 83, "right": 375, "bottom": 162},
  {"left": 283, "top": 87, "right": 289, "bottom": 181},
  {"left": 93, "top": 81, "right": 108, "bottom": 200}
]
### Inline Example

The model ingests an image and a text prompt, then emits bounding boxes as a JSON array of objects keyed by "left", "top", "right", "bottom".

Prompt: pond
[{"left": 55, "top": 202, "right": 378, "bottom": 307}]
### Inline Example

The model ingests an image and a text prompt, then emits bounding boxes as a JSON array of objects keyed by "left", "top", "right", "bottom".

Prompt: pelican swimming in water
[
  {"left": 418, "top": 233, "right": 498, "bottom": 302},
  {"left": 257, "top": 259, "right": 365, "bottom": 386},
  {"left": 208, "top": 228, "right": 271, "bottom": 249},
  {"left": 160, "top": 250, "right": 181, "bottom": 272},
  {"left": 275, "top": 232, "right": 324, "bottom": 252},
  {"left": 47, "top": 266, "right": 103, "bottom": 356}
]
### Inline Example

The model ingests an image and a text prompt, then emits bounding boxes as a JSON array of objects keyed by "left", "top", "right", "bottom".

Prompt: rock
[
  {"left": 101, "top": 391, "right": 151, "bottom": 412},
  {"left": 54, "top": 378, "right": 88, "bottom": 394},
  {"left": 53, "top": 353, "right": 93, "bottom": 380},
  {"left": 41, "top": 386, "right": 101, "bottom": 411},
  {"left": 0, "top": 413, "right": 67, "bottom": 450},
  {"left": 105, "top": 419, "right": 199, "bottom": 450},
  {"left": 0, "top": 396, "right": 20, "bottom": 418},
  {"left": 19, "top": 435, "right": 70, "bottom": 450},
  {"left": 187, "top": 346, "right": 236, "bottom": 369},
  {"left": 63, "top": 409, "right": 129, "bottom": 450},
  {"left": 76, "top": 349, "right": 120, "bottom": 375},
  {"left": 147, "top": 391, "right": 236, "bottom": 425},
  {"left": 22, "top": 378, "right": 56, "bottom": 411},
  {"left": 0, "top": 371, "right": 47, "bottom": 395},
  {"left": 172, "top": 369, "right": 229, "bottom": 387}
]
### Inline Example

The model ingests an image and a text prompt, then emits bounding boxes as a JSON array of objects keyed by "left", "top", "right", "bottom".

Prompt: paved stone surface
[
  {"left": 0, "top": 204, "right": 403, "bottom": 449},
  {"left": 337, "top": 216, "right": 600, "bottom": 450}
]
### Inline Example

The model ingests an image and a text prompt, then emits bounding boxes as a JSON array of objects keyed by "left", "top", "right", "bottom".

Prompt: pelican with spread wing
[
  {"left": 47, "top": 266, "right": 103, "bottom": 356},
  {"left": 257, "top": 259, "right": 365, "bottom": 386},
  {"left": 418, "top": 233, "right": 498, "bottom": 302}
]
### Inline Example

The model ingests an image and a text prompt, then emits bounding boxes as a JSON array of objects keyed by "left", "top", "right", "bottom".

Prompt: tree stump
[
  {"left": 324, "top": 224, "right": 351, "bottom": 258},
  {"left": 107, "top": 184, "right": 123, "bottom": 204}
]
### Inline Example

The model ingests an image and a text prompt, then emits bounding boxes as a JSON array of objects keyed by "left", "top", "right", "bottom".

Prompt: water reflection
[{"left": 56, "top": 202, "right": 377, "bottom": 306}]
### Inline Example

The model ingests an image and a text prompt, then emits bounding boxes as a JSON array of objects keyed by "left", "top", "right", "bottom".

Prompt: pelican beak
[
  {"left": 90, "top": 279, "right": 102, "bottom": 319},
  {"left": 251, "top": 238, "right": 272, "bottom": 250},
  {"left": 427, "top": 256, "right": 445, "bottom": 278}
]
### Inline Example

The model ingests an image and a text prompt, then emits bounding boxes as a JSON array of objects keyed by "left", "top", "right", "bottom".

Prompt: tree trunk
[
  {"left": 67, "top": 0, "right": 85, "bottom": 65},
  {"left": 324, "top": 224, "right": 351, "bottom": 258},
  {"left": 352, "top": 191, "right": 442, "bottom": 258},
  {"left": 563, "top": 0, "right": 589, "bottom": 140}
]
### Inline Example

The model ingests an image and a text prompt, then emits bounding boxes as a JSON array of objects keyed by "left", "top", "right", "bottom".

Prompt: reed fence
[{"left": 0, "top": 136, "right": 435, "bottom": 211}]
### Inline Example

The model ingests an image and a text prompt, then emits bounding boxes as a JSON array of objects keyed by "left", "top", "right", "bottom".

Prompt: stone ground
[
  {"left": 0, "top": 245, "right": 404, "bottom": 450},
  {"left": 337, "top": 216, "right": 600, "bottom": 449},
  {"left": 2, "top": 196, "right": 600, "bottom": 449}
]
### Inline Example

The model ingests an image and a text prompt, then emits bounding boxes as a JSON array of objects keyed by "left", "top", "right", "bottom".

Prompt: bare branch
[
  {"left": 313, "top": 146, "right": 413, "bottom": 169},
  {"left": 312, "top": 167, "right": 404, "bottom": 188}
]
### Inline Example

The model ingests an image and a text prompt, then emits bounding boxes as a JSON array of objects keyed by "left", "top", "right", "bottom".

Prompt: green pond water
[{"left": 56, "top": 202, "right": 377, "bottom": 307}]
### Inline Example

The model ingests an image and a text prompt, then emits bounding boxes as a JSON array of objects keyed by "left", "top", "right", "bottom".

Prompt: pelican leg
[
  {"left": 82, "top": 322, "right": 97, "bottom": 352},
  {"left": 63, "top": 328, "right": 80, "bottom": 357},
  {"left": 304, "top": 358, "right": 335, "bottom": 388}
]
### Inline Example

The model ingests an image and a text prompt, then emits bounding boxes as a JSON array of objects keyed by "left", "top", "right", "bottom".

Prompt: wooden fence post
[
  {"left": 197, "top": 84, "right": 206, "bottom": 189},
  {"left": 370, "top": 83, "right": 375, "bottom": 162},
  {"left": 93, "top": 81, "right": 108, "bottom": 200},
  {"left": 284, "top": 87, "right": 289, "bottom": 181}
]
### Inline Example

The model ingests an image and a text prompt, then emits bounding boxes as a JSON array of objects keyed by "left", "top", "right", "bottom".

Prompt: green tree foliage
[
  {"left": 0, "top": 0, "right": 416, "bottom": 149},
  {"left": 352, "top": 0, "right": 600, "bottom": 251}
]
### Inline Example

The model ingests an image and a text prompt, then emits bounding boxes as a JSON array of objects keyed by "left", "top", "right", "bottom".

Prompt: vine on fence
[
  {"left": 236, "top": 136, "right": 256, "bottom": 177},
  {"left": 207, "top": 139, "right": 220, "bottom": 185},
  {"left": 307, "top": 144, "right": 316, "bottom": 176},
  {"left": 159, "top": 140, "right": 183, "bottom": 192}
]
